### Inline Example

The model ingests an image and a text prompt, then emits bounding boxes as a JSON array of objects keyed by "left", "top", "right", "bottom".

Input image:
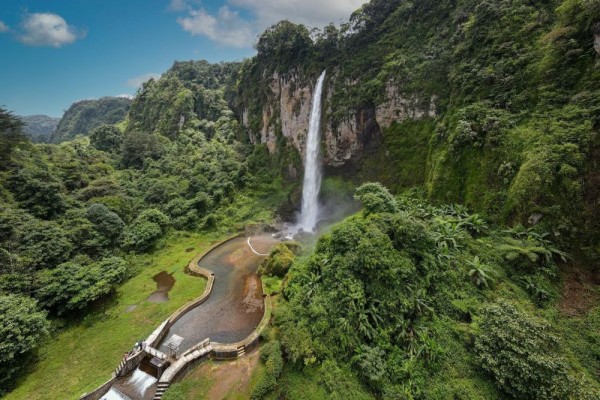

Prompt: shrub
[
  {"left": 0, "top": 295, "right": 49, "bottom": 394},
  {"left": 161, "top": 383, "right": 184, "bottom": 400},
  {"left": 123, "top": 209, "right": 170, "bottom": 252},
  {"left": 258, "top": 243, "right": 295, "bottom": 277},
  {"left": 251, "top": 341, "right": 283, "bottom": 399},
  {"left": 475, "top": 301, "right": 572, "bottom": 399},
  {"left": 354, "top": 182, "right": 398, "bottom": 215}
]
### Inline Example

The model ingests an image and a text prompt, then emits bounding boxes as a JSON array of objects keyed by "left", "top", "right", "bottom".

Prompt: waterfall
[
  {"left": 101, "top": 388, "right": 130, "bottom": 400},
  {"left": 298, "top": 70, "right": 326, "bottom": 233},
  {"left": 128, "top": 369, "right": 157, "bottom": 397}
]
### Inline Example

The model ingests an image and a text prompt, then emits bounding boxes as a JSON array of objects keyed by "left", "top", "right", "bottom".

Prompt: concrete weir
[{"left": 80, "top": 234, "right": 278, "bottom": 400}]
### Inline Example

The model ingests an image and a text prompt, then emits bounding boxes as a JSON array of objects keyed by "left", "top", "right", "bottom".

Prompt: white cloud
[
  {"left": 127, "top": 72, "right": 161, "bottom": 88},
  {"left": 0, "top": 21, "right": 9, "bottom": 33},
  {"left": 168, "top": 0, "right": 202, "bottom": 12},
  {"left": 177, "top": 6, "right": 255, "bottom": 48},
  {"left": 117, "top": 94, "right": 134, "bottom": 99},
  {"left": 18, "top": 13, "right": 83, "bottom": 47},
  {"left": 175, "top": 0, "right": 364, "bottom": 48},
  {"left": 230, "top": 0, "right": 364, "bottom": 28},
  {"left": 169, "top": 0, "right": 187, "bottom": 11}
]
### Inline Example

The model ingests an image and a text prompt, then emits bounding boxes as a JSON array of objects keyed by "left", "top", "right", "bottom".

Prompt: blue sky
[{"left": 0, "top": 0, "right": 362, "bottom": 117}]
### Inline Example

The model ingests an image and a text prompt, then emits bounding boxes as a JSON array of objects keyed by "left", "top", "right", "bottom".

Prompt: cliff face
[{"left": 240, "top": 71, "right": 437, "bottom": 168}]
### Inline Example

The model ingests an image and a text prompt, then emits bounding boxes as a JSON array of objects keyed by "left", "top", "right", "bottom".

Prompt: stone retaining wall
[{"left": 79, "top": 377, "right": 116, "bottom": 400}]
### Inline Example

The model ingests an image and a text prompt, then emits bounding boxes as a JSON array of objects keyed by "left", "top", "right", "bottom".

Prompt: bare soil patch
[{"left": 559, "top": 264, "right": 600, "bottom": 317}]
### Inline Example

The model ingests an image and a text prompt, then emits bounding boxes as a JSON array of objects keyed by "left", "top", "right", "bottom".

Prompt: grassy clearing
[{"left": 5, "top": 231, "right": 226, "bottom": 400}]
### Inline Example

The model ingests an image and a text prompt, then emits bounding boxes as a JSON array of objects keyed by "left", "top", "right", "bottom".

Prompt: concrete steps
[
  {"left": 236, "top": 346, "right": 245, "bottom": 357},
  {"left": 153, "top": 382, "right": 170, "bottom": 400}
]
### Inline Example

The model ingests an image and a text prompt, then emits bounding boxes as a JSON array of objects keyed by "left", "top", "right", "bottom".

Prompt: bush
[
  {"left": 86, "top": 203, "right": 125, "bottom": 246},
  {"left": 258, "top": 243, "right": 295, "bottom": 277},
  {"left": 161, "top": 383, "right": 184, "bottom": 400},
  {"left": 354, "top": 182, "right": 398, "bottom": 216},
  {"left": 36, "top": 257, "right": 127, "bottom": 314},
  {"left": 475, "top": 301, "right": 572, "bottom": 399},
  {"left": 0, "top": 295, "right": 49, "bottom": 394},
  {"left": 90, "top": 124, "right": 123, "bottom": 152},
  {"left": 123, "top": 209, "right": 170, "bottom": 252},
  {"left": 251, "top": 341, "right": 283, "bottom": 399}
]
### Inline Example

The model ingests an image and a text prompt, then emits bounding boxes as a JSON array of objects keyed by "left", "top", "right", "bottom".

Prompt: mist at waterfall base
[{"left": 294, "top": 70, "right": 326, "bottom": 234}]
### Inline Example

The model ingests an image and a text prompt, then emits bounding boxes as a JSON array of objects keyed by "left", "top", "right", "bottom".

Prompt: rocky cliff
[{"left": 239, "top": 71, "right": 437, "bottom": 168}]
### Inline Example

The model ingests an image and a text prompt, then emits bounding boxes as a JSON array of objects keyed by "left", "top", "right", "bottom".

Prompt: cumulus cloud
[
  {"left": 18, "top": 13, "right": 83, "bottom": 47},
  {"left": 177, "top": 6, "right": 254, "bottom": 47},
  {"left": 175, "top": 0, "right": 364, "bottom": 48},
  {"left": 0, "top": 21, "right": 9, "bottom": 33},
  {"left": 168, "top": 0, "right": 202, "bottom": 12},
  {"left": 169, "top": 0, "right": 187, "bottom": 11},
  {"left": 127, "top": 72, "right": 161, "bottom": 88},
  {"left": 230, "top": 0, "right": 364, "bottom": 28}
]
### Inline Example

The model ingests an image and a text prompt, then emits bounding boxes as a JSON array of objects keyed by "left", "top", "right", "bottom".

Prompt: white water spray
[
  {"left": 102, "top": 388, "right": 130, "bottom": 400},
  {"left": 128, "top": 369, "right": 157, "bottom": 397},
  {"left": 298, "top": 70, "right": 326, "bottom": 233}
]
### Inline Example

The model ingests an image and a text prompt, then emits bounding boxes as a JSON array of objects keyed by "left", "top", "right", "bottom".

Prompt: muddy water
[
  {"left": 146, "top": 271, "right": 175, "bottom": 303},
  {"left": 157, "top": 235, "right": 278, "bottom": 353}
]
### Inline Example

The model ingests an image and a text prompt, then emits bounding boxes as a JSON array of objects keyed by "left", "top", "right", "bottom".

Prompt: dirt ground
[
  {"left": 558, "top": 263, "right": 600, "bottom": 317},
  {"left": 185, "top": 350, "right": 261, "bottom": 400}
]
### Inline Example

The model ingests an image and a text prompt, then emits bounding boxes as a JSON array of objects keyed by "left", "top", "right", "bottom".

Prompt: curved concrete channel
[
  {"left": 157, "top": 235, "right": 277, "bottom": 353},
  {"left": 91, "top": 234, "right": 278, "bottom": 400}
]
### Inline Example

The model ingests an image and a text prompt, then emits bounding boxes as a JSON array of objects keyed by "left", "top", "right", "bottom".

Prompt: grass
[
  {"left": 164, "top": 353, "right": 265, "bottom": 400},
  {"left": 261, "top": 276, "right": 283, "bottom": 296},
  {"left": 5, "top": 230, "right": 228, "bottom": 400}
]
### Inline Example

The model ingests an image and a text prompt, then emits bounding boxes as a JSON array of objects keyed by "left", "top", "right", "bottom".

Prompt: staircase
[
  {"left": 236, "top": 345, "right": 245, "bottom": 357},
  {"left": 153, "top": 382, "right": 170, "bottom": 400}
]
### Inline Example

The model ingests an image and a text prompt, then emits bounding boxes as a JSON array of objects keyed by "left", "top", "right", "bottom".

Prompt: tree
[
  {"left": 121, "top": 131, "right": 163, "bottom": 168},
  {"left": 21, "top": 221, "right": 74, "bottom": 270},
  {"left": 0, "top": 295, "right": 49, "bottom": 394},
  {"left": 255, "top": 21, "right": 312, "bottom": 70},
  {"left": 123, "top": 209, "right": 170, "bottom": 252},
  {"left": 0, "top": 107, "right": 28, "bottom": 170},
  {"left": 90, "top": 124, "right": 123, "bottom": 152},
  {"left": 9, "top": 167, "right": 66, "bottom": 219},
  {"left": 36, "top": 257, "right": 127, "bottom": 314},
  {"left": 86, "top": 203, "right": 125, "bottom": 247},
  {"left": 354, "top": 182, "right": 398, "bottom": 215}
]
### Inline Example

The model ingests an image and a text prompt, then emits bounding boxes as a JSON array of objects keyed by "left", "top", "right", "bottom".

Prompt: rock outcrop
[{"left": 240, "top": 71, "right": 437, "bottom": 169}]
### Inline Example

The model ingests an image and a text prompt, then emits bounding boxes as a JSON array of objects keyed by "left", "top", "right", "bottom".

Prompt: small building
[{"left": 163, "top": 334, "right": 184, "bottom": 359}]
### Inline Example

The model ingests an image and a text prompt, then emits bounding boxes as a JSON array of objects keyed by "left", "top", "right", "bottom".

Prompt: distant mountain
[
  {"left": 50, "top": 97, "right": 132, "bottom": 143},
  {"left": 20, "top": 115, "right": 60, "bottom": 143}
]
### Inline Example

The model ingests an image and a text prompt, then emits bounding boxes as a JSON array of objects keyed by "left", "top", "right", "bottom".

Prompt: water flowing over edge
[
  {"left": 298, "top": 70, "right": 326, "bottom": 233},
  {"left": 128, "top": 369, "right": 157, "bottom": 396}
]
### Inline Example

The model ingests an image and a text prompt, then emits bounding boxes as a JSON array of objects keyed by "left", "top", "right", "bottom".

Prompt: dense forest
[{"left": 1, "top": 0, "right": 599, "bottom": 399}]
